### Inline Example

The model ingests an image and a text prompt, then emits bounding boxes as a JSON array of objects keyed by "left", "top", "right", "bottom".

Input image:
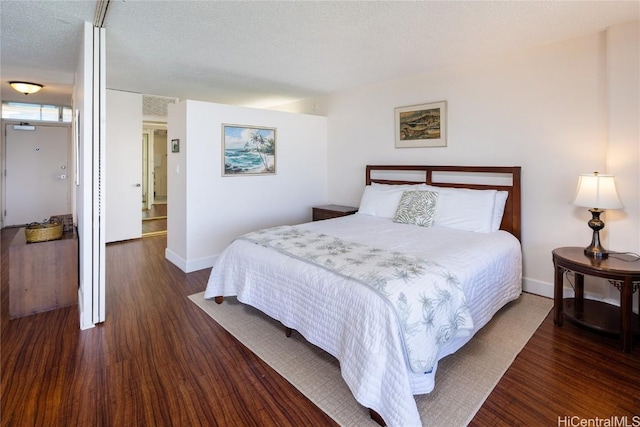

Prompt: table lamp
[{"left": 572, "top": 172, "right": 623, "bottom": 260}]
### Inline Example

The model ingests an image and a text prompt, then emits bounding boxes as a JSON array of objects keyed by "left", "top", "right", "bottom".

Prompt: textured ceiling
[{"left": 1, "top": 1, "right": 638, "bottom": 109}]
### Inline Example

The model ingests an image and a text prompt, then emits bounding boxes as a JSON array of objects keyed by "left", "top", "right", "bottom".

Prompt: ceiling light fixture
[{"left": 9, "top": 81, "right": 43, "bottom": 95}]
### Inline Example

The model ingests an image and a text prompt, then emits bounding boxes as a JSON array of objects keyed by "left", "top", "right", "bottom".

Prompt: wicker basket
[{"left": 25, "top": 220, "right": 63, "bottom": 243}]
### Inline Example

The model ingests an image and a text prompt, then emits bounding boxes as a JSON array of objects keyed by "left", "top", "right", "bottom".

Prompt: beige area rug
[{"left": 188, "top": 292, "right": 552, "bottom": 426}]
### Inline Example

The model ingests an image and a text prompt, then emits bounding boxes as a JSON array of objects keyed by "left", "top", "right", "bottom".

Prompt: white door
[
  {"left": 5, "top": 123, "right": 70, "bottom": 226},
  {"left": 105, "top": 89, "right": 142, "bottom": 243}
]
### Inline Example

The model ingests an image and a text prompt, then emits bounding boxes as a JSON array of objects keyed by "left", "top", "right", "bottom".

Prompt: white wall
[
  {"left": 166, "top": 101, "right": 187, "bottom": 265},
  {"left": 606, "top": 21, "right": 640, "bottom": 259},
  {"left": 278, "top": 22, "right": 639, "bottom": 301},
  {"left": 166, "top": 100, "right": 328, "bottom": 272}
]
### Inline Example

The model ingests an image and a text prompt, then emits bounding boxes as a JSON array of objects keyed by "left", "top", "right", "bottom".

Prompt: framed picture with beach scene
[
  {"left": 395, "top": 101, "right": 447, "bottom": 148},
  {"left": 222, "top": 124, "right": 277, "bottom": 176}
]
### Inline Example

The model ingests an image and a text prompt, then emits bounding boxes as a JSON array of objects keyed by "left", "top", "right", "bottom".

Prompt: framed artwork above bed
[
  {"left": 395, "top": 101, "right": 447, "bottom": 148},
  {"left": 222, "top": 124, "right": 276, "bottom": 176}
]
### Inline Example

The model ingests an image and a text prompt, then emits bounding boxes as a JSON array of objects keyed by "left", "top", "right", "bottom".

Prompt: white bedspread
[{"left": 204, "top": 214, "right": 522, "bottom": 427}]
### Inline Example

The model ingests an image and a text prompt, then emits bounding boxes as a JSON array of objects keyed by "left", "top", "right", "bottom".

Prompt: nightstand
[
  {"left": 552, "top": 247, "right": 640, "bottom": 352},
  {"left": 312, "top": 204, "right": 358, "bottom": 221}
]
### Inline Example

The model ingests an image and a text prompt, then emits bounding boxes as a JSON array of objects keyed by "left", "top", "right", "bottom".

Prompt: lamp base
[
  {"left": 584, "top": 208, "right": 608, "bottom": 260},
  {"left": 584, "top": 245, "right": 608, "bottom": 260}
]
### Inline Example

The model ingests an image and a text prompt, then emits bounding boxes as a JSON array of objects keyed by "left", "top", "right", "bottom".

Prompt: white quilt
[
  {"left": 239, "top": 225, "right": 474, "bottom": 374},
  {"left": 204, "top": 214, "right": 522, "bottom": 427}
]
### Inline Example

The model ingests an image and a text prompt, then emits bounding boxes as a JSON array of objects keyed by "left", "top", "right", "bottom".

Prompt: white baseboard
[
  {"left": 522, "top": 276, "right": 554, "bottom": 299},
  {"left": 522, "top": 276, "right": 628, "bottom": 309},
  {"left": 185, "top": 255, "right": 218, "bottom": 273},
  {"left": 165, "top": 248, "right": 187, "bottom": 271},
  {"left": 165, "top": 248, "right": 217, "bottom": 273}
]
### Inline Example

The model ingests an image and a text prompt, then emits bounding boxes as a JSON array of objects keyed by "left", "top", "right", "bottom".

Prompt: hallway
[{"left": 142, "top": 204, "right": 166, "bottom": 236}]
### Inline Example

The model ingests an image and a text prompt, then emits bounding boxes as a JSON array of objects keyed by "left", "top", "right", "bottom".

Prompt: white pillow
[
  {"left": 491, "top": 191, "right": 509, "bottom": 232},
  {"left": 424, "top": 185, "right": 497, "bottom": 233},
  {"left": 358, "top": 183, "right": 428, "bottom": 218}
]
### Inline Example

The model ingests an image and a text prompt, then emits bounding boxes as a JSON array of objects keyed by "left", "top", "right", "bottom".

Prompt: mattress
[{"left": 204, "top": 213, "right": 522, "bottom": 427}]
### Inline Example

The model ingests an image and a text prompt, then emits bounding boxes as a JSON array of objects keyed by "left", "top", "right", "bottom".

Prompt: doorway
[
  {"left": 4, "top": 123, "right": 71, "bottom": 226},
  {"left": 142, "top": 125, "right": 167, "bottom": 236}
]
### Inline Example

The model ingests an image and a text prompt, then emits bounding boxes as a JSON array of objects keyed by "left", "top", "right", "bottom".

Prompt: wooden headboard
[{"left": 365, "top": 165, "right": 521, "bottom": 241}]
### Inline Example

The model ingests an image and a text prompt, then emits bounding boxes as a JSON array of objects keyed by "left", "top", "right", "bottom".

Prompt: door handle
[{"left": 135, "top": 183, "right": 141, "bottom": 187}]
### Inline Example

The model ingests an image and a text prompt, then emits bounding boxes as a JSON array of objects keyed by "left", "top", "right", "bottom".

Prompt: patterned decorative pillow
[{"left": 393, "top": 190, "right": 439, "bottom": 227}]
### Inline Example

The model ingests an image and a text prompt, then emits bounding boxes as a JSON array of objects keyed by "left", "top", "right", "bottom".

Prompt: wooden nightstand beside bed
[{"left": 312, "top": 204, "right": 358, "bottom": 221}]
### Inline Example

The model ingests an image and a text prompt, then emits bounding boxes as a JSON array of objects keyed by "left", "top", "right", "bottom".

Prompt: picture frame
[
  {"left": 395, "top": 101, "right": 447, "bottom": 148},
  {"left": 171, "top": 139, "right": 180, "bottom": 153},
  {"left": 222, "top": 124, "right": 276, "bottom": 176}
]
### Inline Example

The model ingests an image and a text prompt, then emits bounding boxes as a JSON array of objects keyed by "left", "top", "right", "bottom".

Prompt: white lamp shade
[{"left": 573, "top": 173, "right": 624, "bottom": 209}]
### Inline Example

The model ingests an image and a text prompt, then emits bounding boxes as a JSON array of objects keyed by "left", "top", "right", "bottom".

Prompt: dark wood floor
[
  {"left": 142, "top": 203, "right": 167, "bottom": 220},
  {"left": 142, "top": 218, "right": 167, "bottom": 235},
  {"left": 142, "top": 204, "right": 167, "bottom": 236},
  {"left": 2, "top": 228, "right": 639, "bottom": 426}
]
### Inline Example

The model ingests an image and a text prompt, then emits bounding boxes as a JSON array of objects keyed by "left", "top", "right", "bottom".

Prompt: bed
[{"left": 205, "top": 165, "right": 522, "bottom": 427}]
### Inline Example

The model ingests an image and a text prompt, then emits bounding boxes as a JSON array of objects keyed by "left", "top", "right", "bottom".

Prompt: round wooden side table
[{"left": 553, "top": 247, "right": 640, "bottom": 352}]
